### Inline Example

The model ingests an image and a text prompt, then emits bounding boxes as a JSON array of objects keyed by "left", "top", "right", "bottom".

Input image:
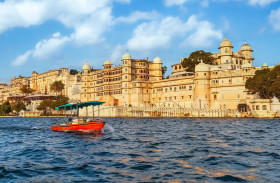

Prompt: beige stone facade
[
  {"left": 2, "top": 37, "right": 280, "bottom": 117},
  {"left": 8, "top": 68, "right": 82, "bottom": 101},
  {"left": 79, "top": 38, "right": 279, "bottom": 117},
  {"left": 0, "top": 83, "right": 9, "bottom": 104}
]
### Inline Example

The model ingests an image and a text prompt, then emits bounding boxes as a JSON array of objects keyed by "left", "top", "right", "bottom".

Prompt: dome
[
  {"left": 241, "top": 40, "right": 252, "bottom": 51},
  {"left": 263, "top": 62, "right": 267, "bottom": 67},
  {"left": 153, "top": 56, "right": 162, "bottom": 64},
  {"left": 122, "top": 50, "right": 131, "bottom": 60},
  {"left": 195, "top": 61, "right": 210, "bottom": 72},
  {"left": 104, "top": 60, "right": 112, "bottom": 65},
  {"left": 83, "top": 61, "right": 91, "bottom": 70},
  {"left": 219, "top": 36, "right": 233, "bottom": 48}
]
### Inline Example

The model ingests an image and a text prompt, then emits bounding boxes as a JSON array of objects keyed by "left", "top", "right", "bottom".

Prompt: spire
[
  {"left": 200, "top": 59, "right": 204, "bottom": 64},
  {"left": 225, "top": 35, "right": 227, "bottom": 40},
  {"left": 245, "top": 40, "right": 247, "bottom": 44}
]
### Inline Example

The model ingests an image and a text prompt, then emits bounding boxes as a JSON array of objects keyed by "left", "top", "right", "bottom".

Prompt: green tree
[
  {"left": 0, "top": 101, "right": 12, "bottom": 115},
  {"left": 181, "top": 50, "right": 214, "bottom": 72},
  {"left": 245, "top": 65, "right": 280, "bottom": 100},
  {"left": 162, "top": 66, "right": 167, "bottom": 79},
  {"left": 20, "top": 86, "right": 33, "bottom": 96},
  {"left": 70, "top": 69, "right": 79, "bottom": 75},
  {"left": 37, "top": 99, "right": 53, "bottom": 115},
  {"left": 52, "top": 95, "right": 69, "bottom": 109},
  {"left": 12, "top": 101, "right": 26, "bottom": 113},
  {"left": 50, "top": 81, "right": 65, "bottom": 95}
]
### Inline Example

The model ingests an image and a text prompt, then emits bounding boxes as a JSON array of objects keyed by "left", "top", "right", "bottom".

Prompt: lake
[{"left": 0, "top": 117, "right": 279, "bottom": 182}]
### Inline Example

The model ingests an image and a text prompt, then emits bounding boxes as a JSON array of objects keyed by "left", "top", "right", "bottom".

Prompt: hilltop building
[{"left": 2, "top": 37, "right": 280, "bottom": 117}]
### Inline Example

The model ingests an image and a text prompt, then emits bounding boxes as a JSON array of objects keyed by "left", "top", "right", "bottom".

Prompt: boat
[{"left": 52, "top": 101, "right": 105, "bottom": 131}]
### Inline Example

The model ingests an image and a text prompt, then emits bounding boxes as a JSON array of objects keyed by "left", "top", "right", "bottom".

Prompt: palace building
[
  {"left": 2, "top": 37, "right": 280, "bottom": 117},
  {"left": 80, "top": 37, "right": 279, "bottom": 116}
]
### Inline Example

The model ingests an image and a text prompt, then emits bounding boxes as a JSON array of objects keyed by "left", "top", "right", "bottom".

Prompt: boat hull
[{"left": 52, "top": 120, "right": 105, "bottom": 131}]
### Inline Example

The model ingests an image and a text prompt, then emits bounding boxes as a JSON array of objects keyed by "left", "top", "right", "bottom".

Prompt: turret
[
  {"left": 240, "top": 40, "right": 254, "bottom": 65},
  {"left": 219, "top": 36, "right": 233, "bottom": 64},
  {"left": 151, "top": 55, "right": 162, "bottom": 81},
  {"left": 194, "top": 60, "right": 211, "bottom": 109}
]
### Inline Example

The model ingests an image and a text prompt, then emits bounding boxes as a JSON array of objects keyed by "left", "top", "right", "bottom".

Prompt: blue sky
[{"left": 0, "top": 0, "right": 280, "bottom": 83}]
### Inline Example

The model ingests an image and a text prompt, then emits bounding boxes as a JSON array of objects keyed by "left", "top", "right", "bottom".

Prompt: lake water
[{"left": 0, "top": 117, "right": 279, "bottom": 182}]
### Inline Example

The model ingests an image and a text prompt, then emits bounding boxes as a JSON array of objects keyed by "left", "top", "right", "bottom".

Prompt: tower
[
  {"left": 240, "top": 40, "right": 254, "bottom": 66},
  {"left": 219, "top": 36, "right": 233, "bottom": 64},
  {"left": 81, "top": 61, "right": 91, "bottom": 102},
  {"left": 194, "top": 60, "right": 211, "bottom": 109},
  {"left": 151, "top": 55, "right": 162, "bottom": 81},
  {"left": 121, "top": 51, "right": 132, "bottom": 106}
]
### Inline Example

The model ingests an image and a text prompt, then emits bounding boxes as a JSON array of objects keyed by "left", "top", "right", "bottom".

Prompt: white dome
[
  {"left": 104, "top": 60, "right": 112, "bottom": 65},
  {"left": 241, "top": 40, "right": 252, "bottom": 51},
  {"left": 219, "top": 36, "right": 233, "bottom": 48},
  {"left": 153, "top": 56, "right": 162, "bottom": 64},
  {"left": 195, "top": 61, "right": 210, "bottom": 72},
  {"left": 122, "top": 50, "right": 131, "bottom": 60},
  {"left": 263, "top": 62, "right": 267, "bottom": 67},
  {"left": 83, "top": 61, "right": 91, "bottom": 70}
]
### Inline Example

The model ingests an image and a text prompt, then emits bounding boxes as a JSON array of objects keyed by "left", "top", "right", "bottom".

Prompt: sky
[{"left": 0, "top": 0, "right": 280, "bottom": 83}]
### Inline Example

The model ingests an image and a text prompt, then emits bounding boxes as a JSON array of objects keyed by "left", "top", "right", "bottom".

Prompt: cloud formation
[
  {"left": 2, "top": 0, "right": 120, "bottom": 66},
  {"left": 269, "top": 7, "right": 280, "bottom": 31},
  {"left": 248, "top": 0, "right": 278, "bottom": 6},
  {"left": 126, "top": 15, "right": 222, "bottom": 51}
]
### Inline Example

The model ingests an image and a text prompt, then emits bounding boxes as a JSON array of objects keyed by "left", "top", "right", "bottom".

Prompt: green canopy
[{"left": 55, "top": 101, "right": 105, "bottom": 110}]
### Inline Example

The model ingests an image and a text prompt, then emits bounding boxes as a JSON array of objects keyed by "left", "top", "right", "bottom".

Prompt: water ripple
[{"left": 0, "top": 117, "right": 279, "bottom": 182}]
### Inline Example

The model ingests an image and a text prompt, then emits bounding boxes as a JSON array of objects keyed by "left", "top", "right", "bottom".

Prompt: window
[
  {"left": 226, "top": 60, "right": 228, "bottom": 64},
  {"left": 262, "top": 105, "right": 267, "bottom": 110},
  {"left": 238, "top": 94, "right": 240, "bottom": 98},
  {"left": 204, "top": 73, "right": 206, "bottom": 76},
  {"left": 181, "top": 96, "right": 184, "bottom": 99},
  {"left": 189, "top": 86, "right": 192, "bottom": 90},
  {"left": 256, "top": 105, "right": 260, "bottom": 110},
  {"left": 252, "top": 105, "right": 255, "bottom": 110},
  {"left": 214, "top": 94, "right": 217, "bottom": 100},
  {"left": 205, "top": 94, "right": 207, "bottom": 98}
]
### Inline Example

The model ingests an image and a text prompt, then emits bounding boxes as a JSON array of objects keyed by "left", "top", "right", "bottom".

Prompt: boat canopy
[{"left": 55, "top": 101, "right": 105, "bottom": 110}]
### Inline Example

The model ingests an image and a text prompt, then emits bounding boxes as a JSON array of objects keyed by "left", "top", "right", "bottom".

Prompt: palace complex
[{"left": 1, "top": 37, "right": 280, "bottom": 117}]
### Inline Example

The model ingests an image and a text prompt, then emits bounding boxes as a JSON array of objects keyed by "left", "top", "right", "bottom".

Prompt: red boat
[{"left": 52, "top": 101, "right": 105, "bottom": 132}]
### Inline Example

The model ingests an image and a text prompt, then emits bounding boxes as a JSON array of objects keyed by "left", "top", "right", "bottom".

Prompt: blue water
[{"left": 0, "top": 117, "right": 280, "bottom": 182}]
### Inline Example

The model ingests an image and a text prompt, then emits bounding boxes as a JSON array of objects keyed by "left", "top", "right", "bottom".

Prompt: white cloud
[
  {"left": 1, "top": 0, "right": 118, "bottom": 66},
  {"left": 269, "top": 7, "right": 280, "bottom": 31},
  {"left": 116, "top": 11, "right": 159, "bottom": 23},
  {"left": 11, "top": 32, "right": 70, "bottom": 66},
  {"left": 111, "top": 45, "right": 125, "bottom": 63},
  {"left": 248, "top": 0, "right": 278, "bottom": 6},
  {"left": 126, "top": 15, "right": 222, "bottom": 51},
  {"left": 33, "top": 32, "right": 70, "bottom": 60},
  {"left": 11, "top": 51, "right": 32, "bottom": 66},
  {"left": 164, "top": 0, "right": 189, "bottom": 7},
  {"left": 184, "top": 20, "right": 223, "bottom": 47}
]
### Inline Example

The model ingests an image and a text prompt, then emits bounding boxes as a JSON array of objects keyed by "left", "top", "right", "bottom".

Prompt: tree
[
  {"left": 50, "top": 81, "right": 65, "bottom": 95},
  {"left": 162, "top": 66, "right": 167, "bottom": 79},
  {"left": 12, "top": 101, "right": 26, "bottom": 113},
  {"left": 70, "top": 69, "right": 79, "bottom": 75},
  {"left": 20, "top": 86, "right": 33, "bottom": 96},
  {"left": 53, "top": 95, "right": 69, "bottom": 109},
  {"left": 37, "top": 99, "right": 53, "bottom": 115},
  {"left": 245, "top": 65, "right": 280, "bottom": 100},
  {"left": 0, "top": 101, "right": 12, "bottom": 115},
  {"left": 181, "top": 50, "right": 214, "bottom": 72}
]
